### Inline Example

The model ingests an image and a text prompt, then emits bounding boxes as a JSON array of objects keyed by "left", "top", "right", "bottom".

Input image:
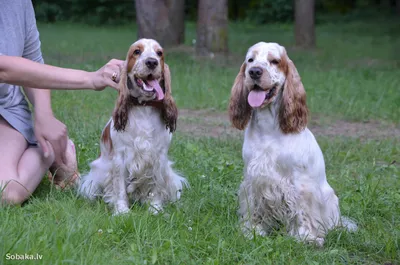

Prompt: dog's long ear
[
  {"left": 161, "top": 63, "right": 178, "bottom": 133},
  {"left": 229, "top": 63, "right": 251, "bottom": 130},
  {"left": 278, "top": 51, "right": 308, "bottom": 134},
  {"left": 113, "top": 60, "right": 131, "bottom": 132}
]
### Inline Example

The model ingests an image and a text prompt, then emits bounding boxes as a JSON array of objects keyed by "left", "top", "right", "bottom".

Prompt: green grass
[
  {"left": 1, "top": 137, "right": 399, "bottom": 264},
  {"left": 1, "top": 16, "right": 400, "bottom": 264}
]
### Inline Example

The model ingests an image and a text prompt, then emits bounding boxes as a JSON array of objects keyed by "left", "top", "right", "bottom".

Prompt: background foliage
[
  {"left": 32, "top": 0, "right": 135, "bottom": 25},
  {"left": 33, "top": 0, "right": 399, "bottom": 25}
]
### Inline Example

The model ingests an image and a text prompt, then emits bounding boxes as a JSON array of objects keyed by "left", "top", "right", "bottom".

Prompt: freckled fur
[
  {"left": 79, "top": 39, "right": 187, "bottom": 215},
  {"left": 229, "top": 63, "right": 251, "bottom": 130},
  {"left": 100, "top": 120, "right": 113, "bottom": 156},
  {"left": 230, "top": 42, "right": 357, "bottom": 246}
]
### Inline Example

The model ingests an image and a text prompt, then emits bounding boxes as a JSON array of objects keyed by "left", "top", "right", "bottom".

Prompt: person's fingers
[
  {"left": 106, "top": 79, "right": 119, "bottom": 90},
  {"left": 107, "top": 66, "right": 121, "bottom": 83},
  {"left": 45, "top": 140, "right": 54, "bottom": 160},
  {"left": 114, "top": 69, "right": 121, "bottom": 83},
  {"left": 57, "top": 127, "right": 68, "bottom": 164},
  {"left": 94, "top": 59, "right": 125, "bottom": 91},
  {"left": 107, "top": 59, "right": 124, "bottom": 69},
  {"left": 37, "top": 136, "right": 49, "bottom": 158},
  {"left": 118, "top": 64, "right": 124, "bottom": 75},
  {"left": 109, "top": 59, "right": 119, "bottom": 64},
  {"left": 52, "top": 140, "right": 63, "bottom": 165},
  {"left": 60, "top": 134, "right": 68, "bottom": 164},
  {"left": 121, "top": 60, "right": 127, "bottom": 70},
  {"left": 110, "top": 59, "right": 125, "bottom": 65},
  {"left": 51, "top": 133, "right": 68, "bottom": 165}
]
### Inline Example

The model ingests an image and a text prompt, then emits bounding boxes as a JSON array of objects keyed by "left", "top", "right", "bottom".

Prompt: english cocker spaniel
[
  {"left": 229, "top": 42, "right": 357, "bottom": 246},
  {"left": 79, "top": 39, "right": 187, "bottom": 215}
]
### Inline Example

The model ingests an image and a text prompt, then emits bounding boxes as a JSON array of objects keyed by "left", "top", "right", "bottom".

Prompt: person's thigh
[
  {"left": 0, "top": 116, "right": 53, "bottom": 204},
  {"left": 0, "top": 116, "right": 28, "bottom": 179}
]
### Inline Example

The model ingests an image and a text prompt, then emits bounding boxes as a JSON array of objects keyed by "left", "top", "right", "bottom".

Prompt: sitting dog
[
  {"left": 229, "top": 42, "right": 357, "bottom": 246},
  {"left": 79, "top": 39, "right": 187, "bottom": 215}
]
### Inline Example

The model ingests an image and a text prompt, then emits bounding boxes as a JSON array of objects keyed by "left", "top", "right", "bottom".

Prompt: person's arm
[
  {"left": 18, "top": 1, "right": 68, "bottom": 163},
  {"left": 23, "top": 81, "right": 67, "bottom": 161},
  {"left": 0, "top": 55, "right": 122, "bottom": 91}
]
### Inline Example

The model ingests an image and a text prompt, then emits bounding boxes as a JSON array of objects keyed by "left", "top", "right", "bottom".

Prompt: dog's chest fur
[
  {"left": 241, "top": 124, "right": 302, "bottom": 227},
  {"left": 112, "top": 106, "right": 172, "bottom": 200}
]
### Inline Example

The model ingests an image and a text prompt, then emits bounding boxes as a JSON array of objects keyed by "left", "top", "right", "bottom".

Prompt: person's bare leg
[{"left": 0, "top": 117, "right": 54, "bottom": 205}]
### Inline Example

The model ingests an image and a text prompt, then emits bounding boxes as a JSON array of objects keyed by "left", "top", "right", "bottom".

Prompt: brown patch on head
[
  {"left": 278, "top": 51, "right": 309, "bottom": 134},
  {"left": 113, "top": 40, "right": 177, "bottom": 133},
  {"left": 266, "top": 51, "right": 285, "bottom": 74},
  {"left": 277, "top": 50, "right": 289, "bottom": 76},
  {"left": 229, "top": 63, "right": 252, "bottom": 130},
  {"left": 127, "top": 43, "right": 144, "bottom": 72},
  {"left": 100, "top": 120, "right": 113, "bottom": 155},
  {"left": 154, "top": 44, "right": 165, "bottom": 74},
  {"left": 113, "top": 46, "right": 132, "bottom": 131}
]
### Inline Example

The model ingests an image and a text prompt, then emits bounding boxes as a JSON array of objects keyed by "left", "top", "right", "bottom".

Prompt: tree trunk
[
  {"left": 397, "top": 0, "right": 400, "bottom": 15},
  {"left": 380, "top": 0, "right": 391, "bottom": 8},
  {"left": 135, "top": 0, "right": 185, "bottom": 47},
  {"left": 196, "top": 0, "right": 228, "bottom": 56},
  {"left": 295, "top": 0, "right": 316, "bottom": 49}
]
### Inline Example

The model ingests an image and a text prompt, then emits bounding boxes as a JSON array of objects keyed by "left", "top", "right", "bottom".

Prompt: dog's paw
[
  {"left": 314, "top": 237, "right": 325, "bottom": 248},
  {"left": 241, "top": 222, "right": 267, "bottom": 240},
  {"left": 148, "top": 203, "right": 163, "bottom": 215},
  {"left": 341, "top": 216, "right": 358, "bottom": 232},
  {"left": 113, "top": 203, "right": 130, "bottom": 216},
  {"left": 113, "top": 208, "right": 130, "bottom": 216}
]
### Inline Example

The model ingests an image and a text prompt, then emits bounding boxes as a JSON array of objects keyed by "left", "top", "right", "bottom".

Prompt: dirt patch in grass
[{"left": 177, "top": 109, "right": 400, "bottom": 140}]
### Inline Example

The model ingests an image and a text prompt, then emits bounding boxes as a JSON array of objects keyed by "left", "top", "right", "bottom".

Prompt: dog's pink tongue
[
  {"left": 248, "top": 90, "right": 266, "bottom": 108},
  {"left": 147, "top": 80, "right": 164, "bottom": 101}
]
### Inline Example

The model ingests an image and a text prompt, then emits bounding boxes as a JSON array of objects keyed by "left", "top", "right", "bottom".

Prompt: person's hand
[
  {"left": 34, "top": 110, "right": 68, "bottom": 165},
  {"left": 91, "top": 59, "right": 125, "bottom": 91}
]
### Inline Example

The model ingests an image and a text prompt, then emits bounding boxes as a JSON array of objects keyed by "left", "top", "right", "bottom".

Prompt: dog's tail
[
  {"left": 78, "top": 157, "right": 111, "bottom": 200},
  {"left": 166, "top": 161, "right": 189, "bottom": 201}
]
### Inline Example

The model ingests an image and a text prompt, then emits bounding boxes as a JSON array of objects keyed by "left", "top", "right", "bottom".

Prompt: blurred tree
[
  {"left": 295, "top": 0, "right": 316, "bottom": 49},
  {"left": 196, "top": 0, "right": 228, "bottom": 56},
  {"left": 229, "top": 0, "right": 249, "bottom": 20},
  {"left": 379, "top": 0, "right": 391, "bottom": 8},
  {"left": 397, "top": 0, "right": 400, "bottom": 14},
  {"left": 135, "top": 0, "right": 185, "bottom": 47},
  {"left": 33, "top": 0, "right": 135, "bottom": 25},
  {"left": 245, "top": 0, "right": 293, "bottom": 23}
]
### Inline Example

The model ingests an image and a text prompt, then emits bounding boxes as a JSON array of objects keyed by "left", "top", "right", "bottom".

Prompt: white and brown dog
[
  {"left": 79, "top": 39, "right": 187, "bottom": 215},
  {"left": 229, "top": 42, "right": 357, "bottom": 246}
]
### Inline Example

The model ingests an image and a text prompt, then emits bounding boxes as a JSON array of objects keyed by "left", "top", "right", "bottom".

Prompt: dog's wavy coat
[
  {"left": 79, "top": 39, "right": 187, "bottom": 215},
  {"left": 229, "top": 42, "right": 356, "bottom": 246}
]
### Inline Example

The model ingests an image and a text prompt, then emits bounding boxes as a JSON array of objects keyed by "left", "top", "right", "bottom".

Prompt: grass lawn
[{"left": 1, "top": 16, "right": 400, "bottom": 264}]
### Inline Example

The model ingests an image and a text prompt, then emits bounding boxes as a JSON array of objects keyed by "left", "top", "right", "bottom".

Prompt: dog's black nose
[
  {"left": 145, "top": 58, "right": 158, "bottom": 70},
  {"left": 249, "top": 67, "right": 263, "bottom": 80}
]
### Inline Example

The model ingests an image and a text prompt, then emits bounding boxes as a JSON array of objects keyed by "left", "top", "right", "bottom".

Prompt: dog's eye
[
  {"left": 157, "top": 51, "right": 163, "bottom": 57},
  {"left": 270, "top": 59, "right": 279, "bottom": 65},
  {"left": 133, "top": 49, "right": 141, "bottom": 55},
  {"left": 248, "top": 58, "right": 254, "bottom": 63}
]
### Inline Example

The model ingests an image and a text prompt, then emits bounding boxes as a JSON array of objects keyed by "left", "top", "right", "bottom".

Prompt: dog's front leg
[{"left": 112, "top": 159, "right": 130, "bottom": 216}]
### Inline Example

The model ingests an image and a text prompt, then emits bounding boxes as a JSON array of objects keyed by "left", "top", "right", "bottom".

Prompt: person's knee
[
  {"left": 38, "top": 143, "right": 55, "bottom": 168},
  {"left": 0, "top": 181, "right": 31, "bottom": 205}
]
